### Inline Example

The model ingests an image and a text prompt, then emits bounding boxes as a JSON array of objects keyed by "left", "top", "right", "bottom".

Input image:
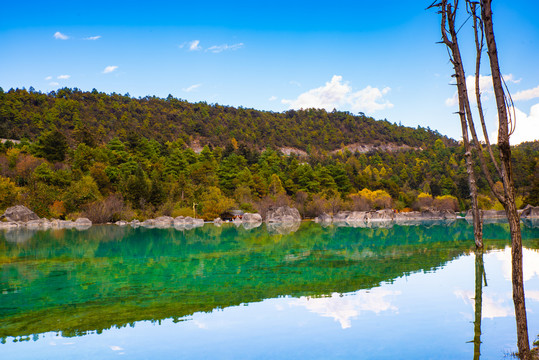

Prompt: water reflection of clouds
[
  {"left": 454, "top": 290, "right": 512, "bottom": 319},
  {"left": 496, "top": 247, "right": 539, "bottom": 282},
  {"left": 453, "top": 247, "right": 539, "bottom": 319},
  {"left": 291, "top": 288, "right": 401, "bottom": 329}
]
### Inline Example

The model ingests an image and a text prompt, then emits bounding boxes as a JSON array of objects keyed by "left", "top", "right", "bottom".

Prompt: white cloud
[
  {"left": 49, "top": 82, "right": 59, "bottom": 86},
  {"left": 54, "top": 31, "right": 69, "bottom": 40},
  {"left": 445, "top": 74, "right": 519, "bottom": 107},
  {"left": 268, "top": 96, "right": 277, "bottom": 101},
  {"left": 291, "top": 288, "right": 400, "bottom": 329},
  {"left": 488, "top": 104, "right": 539, "bottom": 144},
  {"left": 513, "top": 85, "right": 539, "bottom": 102},
  {"left": 45, "top": 76, "right": 52, "bottom": 80},
  {"left": 183, "top": 84, "right": 201, "bottom": 92},
  {"left": 188, "top": 40, "right": 201, "bottom": 51},
  {"left": 206, "top": 43, "right": 244, "bottom": 53},
  {"left": 57, "top": 75, "right": 70, "bottom": 80},
  {"left": 282, "top": 75, "right": 393, "bottom": 114},
  {"left": 109, "top": 346, "right": 124, "bottom": 351},
  {"left": 84, "top": 36, "right": 101, "bottom": 41},
  {"left": 496, "top": 247, "right": 539, "bottom": 281},
  {"left": 102, "top": 65, "right": 118, "bottom": 74}
]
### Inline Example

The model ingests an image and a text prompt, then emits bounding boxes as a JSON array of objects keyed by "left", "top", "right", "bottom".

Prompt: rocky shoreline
[{"left": 1, "top": 205, "right": 538, "bottom": 231}]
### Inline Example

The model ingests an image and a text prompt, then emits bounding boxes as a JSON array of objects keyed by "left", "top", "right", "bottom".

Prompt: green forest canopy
[{"left": 0, "top": 87, "right": 538, "bottom": 221}]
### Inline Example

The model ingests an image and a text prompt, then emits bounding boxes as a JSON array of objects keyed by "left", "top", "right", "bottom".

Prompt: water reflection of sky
[{"left": 3, "top": 247, "right": 539, "bottom": 359}]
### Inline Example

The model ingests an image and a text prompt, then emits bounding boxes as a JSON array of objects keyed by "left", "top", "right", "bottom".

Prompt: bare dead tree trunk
[
  {"left": 431, "top": 1, "right": 530, "bottom": 356},
  {"left": 435, "top": 0, "right": 483, "bottom": 248},
  {"left": 480, "top": 1, "right": 530, "bottom": 357}
]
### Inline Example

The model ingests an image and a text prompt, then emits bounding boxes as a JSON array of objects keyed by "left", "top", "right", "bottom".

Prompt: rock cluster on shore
[
  {"left": 116, "top": 216, "right": 205, "bottom": 229},
  {"left": 314, "top": 205, "right": 539, "bottom": 228},
  {"left": 0, "top": 206, "right": 92, "bottom": 230},
  {"left": 317, "top": 209, "right": 456, "bottom": 228},
  {"left": 3, "top": 204, "right": 537, "bottom": 232}
]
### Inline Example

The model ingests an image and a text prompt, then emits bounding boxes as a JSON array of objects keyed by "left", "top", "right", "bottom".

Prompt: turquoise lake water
[{"left": 1, "top": 221, "right": 539, "bottom": 359}]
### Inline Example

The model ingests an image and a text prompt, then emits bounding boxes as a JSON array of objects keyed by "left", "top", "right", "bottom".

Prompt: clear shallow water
[{"left": 1, "top": 221, "right": 539, "bottom": 359}]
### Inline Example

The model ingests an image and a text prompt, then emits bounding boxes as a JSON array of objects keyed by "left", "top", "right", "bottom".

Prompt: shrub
[
  {"left": 415, "top": 192, "right": 433, "bottom": 211},
  {"left": 81, "top": 194, "right": 127, "bottom": 223},
  {"left": 432, "top": 195, "right": 458, "bottom": 211}
]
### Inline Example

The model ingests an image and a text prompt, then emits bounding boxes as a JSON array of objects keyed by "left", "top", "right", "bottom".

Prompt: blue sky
[{"left": 1, "top": 0, "right": 538, "bottom": 143}]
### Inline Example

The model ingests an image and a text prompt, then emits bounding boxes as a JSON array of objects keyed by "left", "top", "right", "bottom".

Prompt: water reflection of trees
[{"left": 0, "top": 221, "right": 537, "bottom": 341}]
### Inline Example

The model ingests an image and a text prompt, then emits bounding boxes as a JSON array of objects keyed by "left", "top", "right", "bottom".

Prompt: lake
[{"left": 1, "top": 221, "right": 539, "bottom": 359}]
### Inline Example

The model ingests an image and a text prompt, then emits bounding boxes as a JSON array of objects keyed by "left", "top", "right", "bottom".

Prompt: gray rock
[
  {"left": 0, "top": 221, "right": 20, "bottom": 229},
  {"left": 314, "top": 213, "right": 333, "bottom": 223},
  {"left": 521, "top": 205, "right": 539, "bottom": 218},
  {"left": 75, "top": 218, "right": 92, "bottom": 226},
  {"left": 365, "top": 209, "right": 394, "bottom": 221},
  {"left": 265, "top": 206, "right": 301, "bottom": 223},
  {"left": 213, "top": 217, "right": 223, "bottom": 225},
  {"left": 155, "top": 216, "right": 174, "bottom": 227},
  {"left": 242, "top": 213, "right": 263, "bottom": 222},
  {"left": 140, "top": 219, "right": 156, "bottom": 228},
  {"left": 1, "top": 205, "right": 40, "bottom": 222},
  {"left": 115, "top": 220, "right": 129, "bottom": 226},
  {"left": 25, "top": 218, "right": 51, "bottom": 229}
]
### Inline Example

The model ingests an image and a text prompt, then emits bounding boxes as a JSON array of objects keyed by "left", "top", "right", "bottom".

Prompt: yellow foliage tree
[
  {"left": 200, "top": 186, "right": 236, "bottom": 220},
  {"left": 0, "top": 175, "right": 20, "bottom": 210}
]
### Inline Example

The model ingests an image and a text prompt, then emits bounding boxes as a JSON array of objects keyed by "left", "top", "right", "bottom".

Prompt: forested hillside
[
  {"left": 0, "top": 87, "right": 453, "bottom": 151},
  {"left": 0, "top": 87, "right": 537, "bottom": 222}
]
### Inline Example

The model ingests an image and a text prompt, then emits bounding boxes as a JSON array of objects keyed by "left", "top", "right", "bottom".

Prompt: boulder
[
  {"left": 155, "top": 216, "right": 174, "bottom": 227},
  {"left": 314, "top": 213, "right": 333, "bottom": 223},
  {"left": 25, "top": 218, "right": 52, "bottom": 229},
  {"left": 242, "top": 213, "right": 263, "bottom": 222},
  {"left": 140, "top": 219, "right": 156, "bottom": 228},
  {"left": 365, "top": 209, "right": 394, "bottom": 221},
  {"left": 521, "top": 205, "right": 539, "bottom": 218},
  {"left": 265, "top": 206, "right": 301, "bottom": 223},
  {"left": 395, "top": 211, "right": 422, "bottom": 221},
  {"left": 115, "top": 220, "right": 129, "bottom": 226},
  {"left": 1, "top": 205, "right": 39, "bottom": 222},
  {"left": 213, "top": 217, "right": 223, "bottom": 225},
  {"left": 333, "top": 211, "right": 352, "bottom": 222},
  {"left": 332, "top": 211, "right": 367, "bottom": 223},
  {"left": 75, "top": 218, "right": 92, "bottom": 226},
  {"left": 0, "top": 222, "right": 19, "bottom": 229}
]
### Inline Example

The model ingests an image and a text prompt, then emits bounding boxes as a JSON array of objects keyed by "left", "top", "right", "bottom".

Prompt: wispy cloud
[
  {"left": 289, "top": 80, "right": 302, "bottom": 87},
  {"left": 282, "top": 75, "right": 393, "bottom": 114},
  {"left": 179, "top": 40, "right": 203, "bottom": 51},
  {"left": 182, "top": 84, "right": 201, "bottom": 92},
  {"left": 57, "top": 75, "right": 70, "bottom": 80},
  {"left": 54, "top": 31, "right": 69, "bottom": 40},
  {"left": 513, "top": 85, "right": 539, "bottom": 102},
  {"left": 49, "top": 82, "right": 59, "bottom": 86},
  {"left": 45, "top": 76, "right": 52, "bottom": 80},
  {"left": 206, "top": 43, "right": 244, "bottom": 53},
  {"left": 268, "top": 96, "right": 277, "bottom": 101},
  {"left": 102, "top": 65, "right": 118, "bottom": 74},
  {"left": 84, "top": 35, "right": 101, "bottom": 41}
]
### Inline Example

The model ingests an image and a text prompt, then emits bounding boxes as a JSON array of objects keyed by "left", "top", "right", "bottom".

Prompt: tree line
[{"left": 0, "top": 125, "right": 537, "bottom": 221}]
